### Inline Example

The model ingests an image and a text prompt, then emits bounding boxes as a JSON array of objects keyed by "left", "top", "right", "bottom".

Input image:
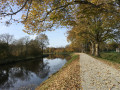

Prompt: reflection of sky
[
  {"left": 44, "top": 58, "right": 67, "bottom": 75},
  {"left": 11, "top": 72, "right": 47, "bottom": 90},
  {"left": 0, "top": 57, "right": 67, "bottom": 90}
]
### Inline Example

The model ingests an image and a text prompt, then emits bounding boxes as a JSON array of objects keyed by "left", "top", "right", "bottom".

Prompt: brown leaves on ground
[{"left": 36, "top": 56, "right": 81, "bottom": 90}]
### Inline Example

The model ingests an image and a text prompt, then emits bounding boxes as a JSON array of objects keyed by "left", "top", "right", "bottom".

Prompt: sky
[
  {"left": 0, "top": 4, "right": 70, "bottom": 48},
  {"left": 0, "top": 22, "right": 69, "bottom": 47}
]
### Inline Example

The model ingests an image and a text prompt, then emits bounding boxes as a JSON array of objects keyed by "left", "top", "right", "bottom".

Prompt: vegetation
[
  {"left": 0, "top": 1, "right": 120, "bottom": 89},
  {"left": 65, "top": 54, "right": 79, "bottom": 65},
  {"left": 0, "top": 33, "right": 49, "bottom": 64},
  {"left": 44, "top": 46, "right": 74, "bottom": 54},
  {"left": 100, "top": 52, "right": 120, "bottom": 63},
  {"left": 67, "top": 1, "right": 120, "bottom": 56},
  {"left": 0, "top": 0, "right": 120, "bottom": 56}
]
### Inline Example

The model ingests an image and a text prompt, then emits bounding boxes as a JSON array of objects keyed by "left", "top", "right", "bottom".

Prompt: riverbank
[
  {"left": 36, "top": 54, "right": 81, "bottom": 90},
  {"left": 0, "top": 54, "right": 48, "bottom": 65}
]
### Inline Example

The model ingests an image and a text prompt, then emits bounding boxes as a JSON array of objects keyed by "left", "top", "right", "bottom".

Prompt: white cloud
[{"left": 30, "top": 35, "right": 37, "bottom": 40}]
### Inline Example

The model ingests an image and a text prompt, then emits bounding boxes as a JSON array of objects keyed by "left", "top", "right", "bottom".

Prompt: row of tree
[
  {"left": 67, "top": 1, "right": 120, "bottom": 56},
  {"left": 0, "top": 33, "right": 49, "bottom": 60},
  {"left": 44, "top": 45, "right": 76, "bottom": 54},
  {"left": 0, "top": 0, "right": 120, "bottom": 56}
]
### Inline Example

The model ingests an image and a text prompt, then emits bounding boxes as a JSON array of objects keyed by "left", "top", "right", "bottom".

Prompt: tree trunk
[
  {"left": 95, "top": 43, "right": 100, "bottom": 56},
  {"left": 116, "top": 48, "right": 120, "bottom": 53},
  {"left": 82, "top": 44, "right": 85, "bottom": 53},
  {"left": 25, "top": 44, "right": 28, "bottom": 57},
  {"left": 42, "top": 45, "right": 44, "bottom": 55},
  {"left": 91, "top": 42, "right": 95, "bottom": 55}
]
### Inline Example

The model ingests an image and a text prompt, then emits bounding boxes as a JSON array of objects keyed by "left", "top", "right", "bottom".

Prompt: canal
[{"left": 0, "top": 54, "right": 70, "bottom": 90}]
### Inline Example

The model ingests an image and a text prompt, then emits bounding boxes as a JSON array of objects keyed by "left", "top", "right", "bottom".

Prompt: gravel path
[{"left": 80, "top": 53, "right": 120, "bottom": 90}]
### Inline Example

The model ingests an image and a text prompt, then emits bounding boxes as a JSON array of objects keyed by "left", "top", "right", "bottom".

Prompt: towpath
[{"left": 80, "top": 53, "right": 120, "bottom": 90}]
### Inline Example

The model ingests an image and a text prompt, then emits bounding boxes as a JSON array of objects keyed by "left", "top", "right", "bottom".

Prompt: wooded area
[
  {"left": 0, "top": 33, "right": 49, "bottom": 60},
  {"left": 0, "top": 0, "right": 120, "bottom": 56}
]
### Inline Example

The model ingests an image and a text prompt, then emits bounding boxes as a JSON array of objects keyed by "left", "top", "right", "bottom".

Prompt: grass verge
[
  {"left": 100, "top": 52, "right": 120, "bottom": 63},
  {"left": 36, "top": 54, "right": 81, "bottom": 90},
  {"left": 89, "top": 52, "right": 120, "bottom": 70}
]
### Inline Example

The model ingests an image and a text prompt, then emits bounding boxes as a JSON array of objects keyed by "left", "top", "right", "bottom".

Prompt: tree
[
  {"left": 35, "top": 34, "right": 49, "bottom": 54},
  {"left": 67, "top": 28, "right": 88, "bottom": 53},
  {"left": 67, "top": 4, "right": 120, "bottom": 56},
  {"left": 0, "top": 0, "right": 120, "bottom": 33},
  {"left": 15, "top": 38, "right": 25, "bottom": 56},
  {"left": 0, "top": 33, "right": 14, "bottom": 45},
  {"left": 0, "top": 43, "right": 8, "bottom": 59},
  {"left": 0, "top": 0, "right": 120, "bottom": 56},
  {"left": 22, "top": 36, "right": 30, "bottom": 56},
  {"left": 114, "top": 30, "right": 120, "bottom": 48},
  {"left": 0, "top": 33, "right": 14, "bottom": 57}
]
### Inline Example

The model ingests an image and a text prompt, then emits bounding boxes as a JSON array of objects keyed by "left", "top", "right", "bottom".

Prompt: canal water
[{"left": 0, "top": 54, "right": 70, "bottom": 90}]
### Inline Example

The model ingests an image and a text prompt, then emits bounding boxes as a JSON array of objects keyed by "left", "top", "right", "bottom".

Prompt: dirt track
[{"left": 80, "top": 53, "right": 120, "bottom": 90}]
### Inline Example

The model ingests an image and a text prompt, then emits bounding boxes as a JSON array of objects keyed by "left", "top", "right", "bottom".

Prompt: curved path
[{"left": 80, "top": 53, "right": 120, "bottom": 90}]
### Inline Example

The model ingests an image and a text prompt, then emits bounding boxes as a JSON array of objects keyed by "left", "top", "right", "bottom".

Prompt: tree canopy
[
  {"left": 0, "top": 0, "right": 120, "bottom": 33},
  {"left": 0, "top": 0, "right": 120, "bottom": 56},
  {"left": 66, "top": 0, "right": 120, "bottom": 56}
]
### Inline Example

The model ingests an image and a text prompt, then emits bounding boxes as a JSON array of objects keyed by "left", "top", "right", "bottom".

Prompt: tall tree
[
  {"left": 22, "top": 36, "right": 30, "bottom": 56},
  {"left": 0, "top": 33, "right": 14, "bottom": 56},
  {"left": 67, "top": 4, "right": 120, "bottom": 56},
  {"left": 0, "top": 33, "right": 14, "bottom": 45},
  {"left": 35, "top": 34, "right": 49, "bottom": 54}
]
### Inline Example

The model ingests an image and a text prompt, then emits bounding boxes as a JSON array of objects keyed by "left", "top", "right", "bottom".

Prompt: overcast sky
[{"left": 0, "top": 22, "right": 69, "bottom": 47}]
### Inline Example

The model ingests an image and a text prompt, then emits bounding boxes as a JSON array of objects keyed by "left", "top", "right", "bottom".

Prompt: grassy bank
[
  {"left": 100, "top": 52, "right": 120, "bottom": 63},
  {"left": 89, "top": 52, "right": 120, "bottom": 70},
  {"left": 36, "top": 54, "right": 81, "bottom": 90}
]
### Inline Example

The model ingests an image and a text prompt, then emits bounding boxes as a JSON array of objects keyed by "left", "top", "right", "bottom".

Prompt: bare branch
[
  {"left": 24, "top": 0, "right": 32, "bottom": 22},
  {"left": 74, "top": 0, "right": 103, "bottom": 8},
  {"left": 39, "top": 2, "right": 73, "bottom": 22},
  {"left": 1, "top": 0, "right": 29, "bottom": 16}
]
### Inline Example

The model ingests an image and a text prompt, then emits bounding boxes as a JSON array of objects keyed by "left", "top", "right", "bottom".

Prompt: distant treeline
[
  {"left": 0, "top": 33, "right": 49, "bottom": 60},
  {"left": 44, "top": 46, "right": 74, "bottom": 54},
  {"left": 44, "top": 41, "right": 120, "bottom": 55}
]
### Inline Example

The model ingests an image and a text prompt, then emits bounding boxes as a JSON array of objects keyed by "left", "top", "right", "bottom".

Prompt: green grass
[
  {"left": 65, "top": 54, "right": 79, "bottom": 65},
  {"left": 100, "top": 52, "right": 120, "bottom": 63}
]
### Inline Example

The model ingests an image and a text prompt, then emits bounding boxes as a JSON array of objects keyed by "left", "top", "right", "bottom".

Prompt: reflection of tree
[
  {"left": 0, "top": 55, "right": 70, "bottom": 89},
  {"left": 47, "top": 54, "right": 71, "bottom": 61},
  {"left": 0, "top": 58, "right": 50, "bottom": 89},
  {"left": 37, "top": 63, "right": 50, "bottom": 78},
  {"left": 9, "top": 67, "right": 30, "bottom": 81},
  {"left": 0, "top": 70, "right": 9, "bottom": 87}
]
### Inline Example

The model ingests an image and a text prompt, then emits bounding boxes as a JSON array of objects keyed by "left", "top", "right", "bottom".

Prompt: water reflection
[
  {"left": 47, "top": 54, "right": 71, "bottom": 60},
  {"left": 0, "top": 54, "right": 70, "bottom": 90}
]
